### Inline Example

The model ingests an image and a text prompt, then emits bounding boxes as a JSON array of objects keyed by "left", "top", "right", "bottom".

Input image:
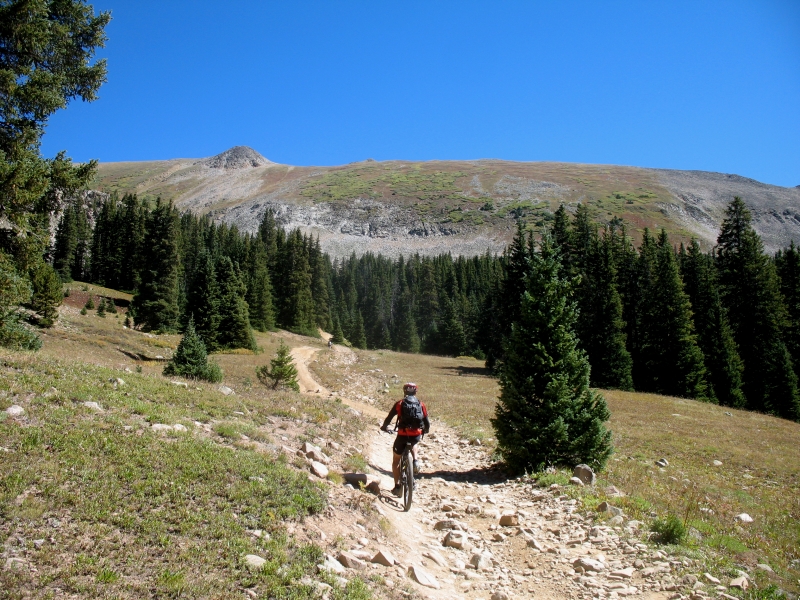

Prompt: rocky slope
[{"left": 91, "top": 147, "right": 800, "bottom": 257}]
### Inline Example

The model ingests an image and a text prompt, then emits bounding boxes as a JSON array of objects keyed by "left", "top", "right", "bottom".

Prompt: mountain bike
[{"left": 382, "top": 427, "right": 419, "bottom": 512}]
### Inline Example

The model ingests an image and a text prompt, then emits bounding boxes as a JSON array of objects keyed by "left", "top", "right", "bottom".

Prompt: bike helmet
[{"left": 403, "top": 382, "right": 418, "bottom": 395}]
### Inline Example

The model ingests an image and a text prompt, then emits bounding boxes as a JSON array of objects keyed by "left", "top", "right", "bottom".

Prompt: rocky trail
[{"left": 286, "top": 346, "right": 713, "bottom": 600}]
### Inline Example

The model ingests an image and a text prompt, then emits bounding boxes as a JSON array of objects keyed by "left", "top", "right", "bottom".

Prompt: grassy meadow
[
  {"left": 313, "top": 347, "right": 800, "bottom": 595},
  {"left": 0, "top": 294, "right": 370, "bottom": 599}
]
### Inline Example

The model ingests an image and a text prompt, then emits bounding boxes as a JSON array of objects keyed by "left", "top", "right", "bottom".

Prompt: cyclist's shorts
[{"left": 393, "top": 434, "right": 421, "bottom": 455}]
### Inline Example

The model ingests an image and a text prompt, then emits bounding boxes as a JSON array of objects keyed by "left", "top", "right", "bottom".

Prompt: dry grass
[{"left": 314, "top": 347, "right": 800, "bottom": 594}]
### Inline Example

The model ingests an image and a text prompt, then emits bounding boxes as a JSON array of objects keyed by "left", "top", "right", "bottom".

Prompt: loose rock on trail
[{"left": 290, "top": 345, "right": 687, "bottom": 599}]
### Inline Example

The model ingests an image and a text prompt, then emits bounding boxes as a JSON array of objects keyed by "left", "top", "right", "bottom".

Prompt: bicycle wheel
[{"left": 402, "top": 451, "right": 414, "bottom": 511}]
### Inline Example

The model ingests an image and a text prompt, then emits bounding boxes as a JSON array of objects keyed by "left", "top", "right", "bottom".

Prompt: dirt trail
[{"left": 296, "top": 346, "right": 675, "bottom": 600}]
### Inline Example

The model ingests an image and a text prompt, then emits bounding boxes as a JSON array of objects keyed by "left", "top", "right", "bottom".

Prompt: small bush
[
  {"left": 84, "top": 296, "right": 95, "bottom": 310},
  {"left": 651, "top": 514, "right": 686, "bottom": 545}
]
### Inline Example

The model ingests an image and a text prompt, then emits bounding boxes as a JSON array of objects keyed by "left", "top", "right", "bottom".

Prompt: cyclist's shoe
[
  {"left": 413, "top": 460, "right": 421, "bottom": 475},
  {"left": 391, "top": 484, "right": 402, "bottom": 497}
]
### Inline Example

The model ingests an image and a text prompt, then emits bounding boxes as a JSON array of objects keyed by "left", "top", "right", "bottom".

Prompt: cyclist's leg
[{"left": 392, "top": 436, "right": 407, "bottom": 487}]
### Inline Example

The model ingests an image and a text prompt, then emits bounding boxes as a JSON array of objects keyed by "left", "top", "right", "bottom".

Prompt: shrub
[
  {"left": 163, "top": 318, "right": 223, "bottom": 382},
  {"left": 256, "top": 341, "right": 299, "bottom": 392},
  {"left": 0, "top": 319, "right": 43, "bottom": 351},
  {"left": 651, "top": 514, "right": 686, "bottom": 545}
]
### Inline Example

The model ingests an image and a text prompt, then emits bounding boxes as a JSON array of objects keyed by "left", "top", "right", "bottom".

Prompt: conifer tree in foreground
[
  {"left": 492, "top": 235, "right": 613, "bottom": 473},
  {"left": 256, "top": 340, "right": 299, "bottom": 391},
  {"left": 163, "top": 318, "right": 223, "bottom": 382}
]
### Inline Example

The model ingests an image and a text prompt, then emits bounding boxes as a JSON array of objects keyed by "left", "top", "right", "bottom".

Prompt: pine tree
[
  {"left": 437, "top": 295, "right": 468, "bottom": 356},
  {"left": 579, "top": 231, "right": 633, "bottom": 390},
  {"left": 637, "top": 230, "right": 708, "bottom": 399},
  {"left": 256, "top": 340, "right": 299, "bottom": 391},
  {"left": 96, "top": 296, "right": 106, "bottom": 317},
  {"left": 215, "top": 256, "right": 256, "bottom": 351},
  {"left": 0, "top": 252, "right": 40, "bottom": 351},
  {"left": 246, "top": 245, "right": 275, "bottom": 332},
  {"left": 776, "top": 241, "right": 800, "bottom": 381},
  {"left": 717, "top": 198, "right": 800, "bottom": 419},
  {"left": 330, "top": 313, "right": 345, "bottom": 344},
  {"left": 681, "top": 240, "right": 745, "bottom": 407},
  {"left": 52, "top": 203, "right": 78, "bottom": 281},
  {"left": 277, "top": 230, "right": 315, "bottom": 333},
  {"left": 352, "top": 311, "right": 368, "bottom": 349},
  {"left": 492, "top": 235, "right": 613, "bottom": 473},
  {"left": 29, "top": 262, "right": 63, "bottom": 327},
  {"left": 130, "top": 200, "right": 180, "bottom": 332},
  {"left": 394, "top": 291, "right": 421, "bottom": 353},
  {"left": 163, "top": 317, "right": 223, "bottom": 382},
  {"left": 183, "top": 251, "right": 220, "bottom": 350}
]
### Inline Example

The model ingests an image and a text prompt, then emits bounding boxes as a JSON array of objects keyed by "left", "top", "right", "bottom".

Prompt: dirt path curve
[
  {"left": 299, "top": 345, "right": 673, "bottom": 600},
  {"left": 290, "top": 346, "right": 331, "bottom": 395}
]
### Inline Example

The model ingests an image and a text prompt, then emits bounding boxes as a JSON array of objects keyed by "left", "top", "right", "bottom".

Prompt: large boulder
[{"left": 573, "top": 464, "right": 596, "bottom": 485}]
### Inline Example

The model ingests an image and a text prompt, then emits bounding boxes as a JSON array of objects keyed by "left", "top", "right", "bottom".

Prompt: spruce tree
[
  {"left": 578, "top": 231, "right": 633, "bottom": 390},
  {"left": 277, "top": 230, "right": 315, "bottom": 333},
  {"left": 776, "top": 241, "right": 800, "bottom": 381},
  {"left": 130, "top": 200, "right": 180, "bottom": 332},
  {"left": 215, "top": 256, "right": 256, "bottom": 351},
  {"left": 163, "top": 317, "right": 223, "bottom": 382},
  {"left": 0, "top": 252, "right": 40, "bottom": 351},
  {"left": 717, "top": 198, "right": 800, "bottom": 419},
  {"left": 96, "top": 296, "right": 105, "bottom": 317},
  {"left": 330, "top": 313, "right": 345, "bottom": 344},
  {"left": 256, "top": 340, "right": 299, "bottom": 391},
  {"left": 394, "top": 291, "right": 421, "bottom": 353},
  {"left": 52, "top": 204, "right": 78, "bottom": 281},
  {"left": 637, "top": 230, "right": 708, "bottom": 399},
  {"left": 437, "top": 295, "right": 468, "bottom": 356},
  {"left": 682, "top": 240, "right": 745, "bottom": 407},
  {"left": 352, "top": 310, "right": 368, "bottom": 349},
  {"left": 29, "top": 262, "right": 63, "bottom": 327},
  {"left": 246, "top": 244, "right": 275, "bottom": 332},
  {"left": 184, "top": 251, "right": 220, "bottom": 350},
  {"left": 492, "top": 235, "right": 613, "bottom": 473}
]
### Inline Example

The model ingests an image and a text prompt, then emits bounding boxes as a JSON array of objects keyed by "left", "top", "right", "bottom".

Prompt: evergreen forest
[{"left": 50, "top": 194, "right": 800, "bottom": 422}]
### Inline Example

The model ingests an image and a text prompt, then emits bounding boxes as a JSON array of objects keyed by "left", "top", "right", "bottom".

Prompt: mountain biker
[{"left": 380, "top": 382, "right": 430, "bottom": 497}]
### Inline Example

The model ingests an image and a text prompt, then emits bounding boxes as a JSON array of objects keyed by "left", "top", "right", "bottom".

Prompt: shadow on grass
[{"left": 437, "top": 364, "right": 493, "bottom": 378}]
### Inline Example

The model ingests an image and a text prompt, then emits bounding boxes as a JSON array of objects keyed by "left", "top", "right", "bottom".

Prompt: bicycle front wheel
[{"left": 402, "top": 453, "right": 413, "bottom": 511}]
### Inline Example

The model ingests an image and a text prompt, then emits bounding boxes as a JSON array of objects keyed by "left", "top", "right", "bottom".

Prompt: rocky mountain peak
[{"left": 202, "top": 146, "right": 272, "bottom": 169}]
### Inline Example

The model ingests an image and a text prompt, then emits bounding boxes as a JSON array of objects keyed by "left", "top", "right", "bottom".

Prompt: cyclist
[{"left": 380, "top": 382, "right": 430, "bottom": 497}]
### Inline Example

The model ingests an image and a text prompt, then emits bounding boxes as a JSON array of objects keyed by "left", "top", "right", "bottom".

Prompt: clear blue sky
[{"left": 42, "top": 1, "right": 800, "bottom": 187}]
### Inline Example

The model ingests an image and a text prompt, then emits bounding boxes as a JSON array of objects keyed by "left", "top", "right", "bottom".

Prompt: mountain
[{"left": 90, "top": 147, "right": 800, "bottom": 257}]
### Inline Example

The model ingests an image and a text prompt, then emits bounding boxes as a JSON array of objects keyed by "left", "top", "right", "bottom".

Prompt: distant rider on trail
[{"left": 381, "top": 382, "right": 430, "bottom": 497}]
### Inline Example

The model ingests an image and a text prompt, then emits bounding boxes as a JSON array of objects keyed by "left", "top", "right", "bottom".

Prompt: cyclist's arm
[
  {"left": 381, "top": 404, "right": 397, "bottom": 430},
  {"left": 421, "top": 402, "right": 430, "bottom": 434}
]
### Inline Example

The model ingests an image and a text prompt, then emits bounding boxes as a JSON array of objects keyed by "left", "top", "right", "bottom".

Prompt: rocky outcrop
[
  {"left": 200, "top": 146, "right": 273, "bottom": 169},
  {"left": 90, "top": 148, "right": 800, "bottom": 257}
]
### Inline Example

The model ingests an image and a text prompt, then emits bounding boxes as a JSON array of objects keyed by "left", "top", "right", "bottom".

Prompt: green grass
[{"left": 0, "top": 349, "right": 370, "bottom": 599}]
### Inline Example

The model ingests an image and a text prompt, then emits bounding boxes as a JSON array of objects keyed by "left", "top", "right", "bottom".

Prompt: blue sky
[{"left": 42, "top": 1, "right": 800, "bottom": 187}]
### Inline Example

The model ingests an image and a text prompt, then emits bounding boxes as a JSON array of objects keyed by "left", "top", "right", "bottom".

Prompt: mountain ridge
[{"left": 90, "top": 147, "right": 800, "bottom": 258}]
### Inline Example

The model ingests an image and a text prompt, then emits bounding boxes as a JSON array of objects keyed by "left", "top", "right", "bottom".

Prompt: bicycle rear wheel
[{"left": 402, "top": 452, "right": 413, "bottom": 511}]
